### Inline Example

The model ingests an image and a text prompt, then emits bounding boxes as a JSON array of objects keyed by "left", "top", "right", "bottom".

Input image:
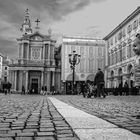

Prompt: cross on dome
[{"left": 35, "top": 19, "right": 40, "bottom": 28}]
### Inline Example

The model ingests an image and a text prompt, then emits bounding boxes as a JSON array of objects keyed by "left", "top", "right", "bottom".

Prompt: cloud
[
  {"left": 0, "top": 39, "right": 18, "bottom": 58},
  {"left": 0, "top": 0, "right": 107, "bottom": 57},
  {"left": 0, "top": 0, "right": 107, "bottom": 25}
]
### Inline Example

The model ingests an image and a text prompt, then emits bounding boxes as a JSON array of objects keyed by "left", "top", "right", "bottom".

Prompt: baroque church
[{"left": 9, "top": 9, "right": 61, "bottom": 94}]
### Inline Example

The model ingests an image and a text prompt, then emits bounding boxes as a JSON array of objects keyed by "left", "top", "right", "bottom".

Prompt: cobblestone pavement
[
  {"left": 0, "top": 94, "right": 79, "bottom": 140},
  {"left": 54, "top": 95, "right": 140, "bottom": 135}
]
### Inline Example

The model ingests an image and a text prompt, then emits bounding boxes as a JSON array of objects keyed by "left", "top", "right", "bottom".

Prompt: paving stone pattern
[
  {"left": 0, "top": 94, "right": 79, "bottom": 140},
  {"left": 55, "top": 95, "right": 140, "bottom": 135}
]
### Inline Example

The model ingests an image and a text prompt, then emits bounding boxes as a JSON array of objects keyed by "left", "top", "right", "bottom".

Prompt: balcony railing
[{"left": 9, "top": 59, "right": 57, "bottom": 66}]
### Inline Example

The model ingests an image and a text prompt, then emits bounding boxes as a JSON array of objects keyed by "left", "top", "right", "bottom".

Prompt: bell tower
[{"left": 20, "top": 9, "right": 32, "bottom": 34}]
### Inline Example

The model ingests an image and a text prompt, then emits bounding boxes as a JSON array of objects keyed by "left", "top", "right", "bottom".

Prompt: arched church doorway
[{"left": 31, "top": 78, "right": 38, "bottom": 94}]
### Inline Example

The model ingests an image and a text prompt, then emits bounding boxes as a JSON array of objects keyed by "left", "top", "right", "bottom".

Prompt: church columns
[
  {"left": 14, "top": 71, "right": 17, "bottom": 90},
  {"left": 48, "top": 43, "right": 50, "bottom": 65},
  {"left": 27, "top": 43, "right": 29, "bottom": 60},
  {"left": 42, "top": 46, "right": 44, "bottom": 61},
  {"left": 41, "top": 71, "right": 44, "bottom": 88},
  {"left": 47, "top": 71, "right": 51, "bottom": 92},
  {"left": 52, "top": 71, "right": 55, "bottom": 86},
  {"left": 25, "top": 71, "right": 28, "bottom": 92}
]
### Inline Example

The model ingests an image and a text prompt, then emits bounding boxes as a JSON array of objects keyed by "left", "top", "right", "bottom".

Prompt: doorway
[{"left": 31, "top": 78, "right": 38, "bottom": 94}]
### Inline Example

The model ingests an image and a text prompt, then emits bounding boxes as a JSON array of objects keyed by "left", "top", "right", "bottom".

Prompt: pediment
[{"left": 30, "top": 34, "right": 43, "bottom": 41}]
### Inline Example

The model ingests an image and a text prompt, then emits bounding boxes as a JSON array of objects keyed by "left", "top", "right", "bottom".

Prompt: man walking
[{"left": 94, "top": 68, "right": 106, "bottom": 98}]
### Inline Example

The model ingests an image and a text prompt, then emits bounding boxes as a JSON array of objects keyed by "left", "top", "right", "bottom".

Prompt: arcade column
[
  {"left": 14, "top": 71, "right": 17, "bottom": 91},
  {"left": 41, "top": 71, "right": 44, "bottom": 88},
  {"left": 25, "top": 71, "right": 28, "bottom": 92}
]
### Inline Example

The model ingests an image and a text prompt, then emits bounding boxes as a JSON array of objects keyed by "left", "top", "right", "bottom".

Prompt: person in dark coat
[
  {"left": 22, "top": 86, "right": 25, "bottom": 95},
  {"left": 94, "top": 68, "right": 106, "bottom": 98},
  {"left": 81, "top": 82, "right": 86, "bottom": 98},
  {"left": 123, "top": 81, "right": 129, "bottom": 95}
]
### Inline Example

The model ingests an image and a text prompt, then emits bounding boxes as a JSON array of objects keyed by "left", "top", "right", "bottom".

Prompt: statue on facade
[{"left": 133, "top": 33, "right": 140, "bottom": 88}]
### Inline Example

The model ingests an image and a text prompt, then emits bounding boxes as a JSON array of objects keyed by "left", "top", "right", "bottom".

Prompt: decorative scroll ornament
[{"left": 133, "top": 33, "right": 140, "bottom": 87}]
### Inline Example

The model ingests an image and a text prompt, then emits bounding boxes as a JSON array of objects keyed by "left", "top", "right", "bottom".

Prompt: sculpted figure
[
  {"left": 133, "top": 33, "right": 140, "bottom": 87},
  {"left": 133, "top": 33, "right": 140, "bottom": 56}
]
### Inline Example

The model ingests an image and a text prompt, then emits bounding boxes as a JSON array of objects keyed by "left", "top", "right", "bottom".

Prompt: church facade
[{"left": 9, "top": 9, "right": 61, "bottom": 94}]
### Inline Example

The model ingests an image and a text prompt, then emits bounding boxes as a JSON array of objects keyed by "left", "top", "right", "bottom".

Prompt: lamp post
[{"left": 68, "top": 50, "right": 80, "bottom": 94}]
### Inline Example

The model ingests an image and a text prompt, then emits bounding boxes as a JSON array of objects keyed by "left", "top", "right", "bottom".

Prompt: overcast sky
[{"left": 0, "top": 0, "right": 139, "bottom": 58}]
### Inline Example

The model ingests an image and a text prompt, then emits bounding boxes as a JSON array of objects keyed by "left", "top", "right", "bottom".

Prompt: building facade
[
  {"left": 9, "top": 9, "right": 61, "bottom": 93},
  {"left": 61, "top": 36, "right": 105, "bottom": 94},
  {"left": 104, "top": 7, "right": 140, "bottom": 88},
  {"left": 0, "top": 54, "right": 3, "bottom": 89},
  {"left": 2, "top": 56, "right": 11, "bottom": 82}
]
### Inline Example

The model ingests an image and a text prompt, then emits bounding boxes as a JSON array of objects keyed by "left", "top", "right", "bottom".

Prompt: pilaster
[
  {"left": 25, "top": 71, "right": 28, "bottom": 92},
  {"left": 14, "top": 71, "right": 17, "bottom": 91},
  {"left": 47, "top": 71, "right": 51, "bottom": 92},
  {"left": 41, "top": 71, "right": 44, "bottom": 88}
]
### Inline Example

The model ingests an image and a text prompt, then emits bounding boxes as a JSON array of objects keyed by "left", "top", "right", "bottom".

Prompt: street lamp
[{"left": 68, "top": 50, "right": 81, "bottom": 94}]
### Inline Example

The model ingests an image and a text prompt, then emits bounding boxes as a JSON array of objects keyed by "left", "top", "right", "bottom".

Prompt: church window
[
  {"left": 89, "top": 47, "right": 93, "bottom": 57},
  {"left": 122, "top": 29, "right": 126, "bottom": 37},
  {"left": 127, "top": 24, "right": 132, "bottom": 34},
  {"left": 133, "top": 20, "right": 138, "bottom": 30},
  {"left": 31, "top": 48, "right": 41, "bottom": 60},
  {"left": 127, "top": 44, "right": 131, "bottom": 58},
  {"left": 110, "top": 38, "right": 113, "bottom": 45},
  {"left": 118, "top": 31, "right": 122, "bottom": 40}
]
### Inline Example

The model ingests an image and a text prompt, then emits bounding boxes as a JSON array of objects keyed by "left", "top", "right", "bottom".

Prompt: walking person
[
  {"left": 81, "top": 82, "right": 86, "bottom": 98},
  {"left": 22, "top": 86, "right": 25, "bottom": 95},
  {"left": 124, "top": 81, "right": 129, "bottom": 95},
  {"left": 94, "top": 68, "right": 106, "bottom": 98}
]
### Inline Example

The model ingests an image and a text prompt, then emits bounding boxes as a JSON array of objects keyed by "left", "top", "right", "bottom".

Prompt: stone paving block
[
  {"left": 26, "top": 125, "right": 39, "bottom": 129},
  {"left": 34, "top": 136, "right": 55, "bottom": 140},
  {"left": 54, "top": 123, "right": 69, "bottom": 127},
  {"left": 0, "top": 133, "right": 15, "bottom": 137},
  {"left": 17, "top": 132, "right": 34, "bottom": 137},
  {"left": 37, "top": 132, "right": 54, "bottom": 136},
  {"left": 22, "top": 129, "right": 38, "bottom": 132},
  {"left": 11, "top": 124, "right": 24, "bottom": 127},
  {"left": 39, "top": 128, "right": 55, "bottom": 132},
  {"left": 11, "top": 127, "right": 24, "bottom": 130},
  {"left": 40, "top": 120, "right": 52, "bottom": 123},
  {"left": 40, "top": 124, "right": 54, "bottom": 128},
  {"left": 55, "top": 127, "right": 71, "bottom": 130},
  {"left": 0, "top": 138, "right": 13, "bottom": 140},
  {"left": 26, "top": 123, "right": 38, "bottom": 125},
  {"left": 57, "top": 137, "right": 79, "bottom": 140},
  {"left": 0, "top": 128, "right": 11, "bottom": 134},
  {"left": 0, "top": 123, "right": 10, "bottom": 128},
  {"left": 15, "top": 137, "right": 33, "bottom": 140},
  {"left": 9, "top": 130, "right": 22, "bottom": 134}
]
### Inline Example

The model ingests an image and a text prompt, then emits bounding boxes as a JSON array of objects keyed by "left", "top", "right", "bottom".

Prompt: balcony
[{"left": 9, "top": 59, "right": 56, "bottom": 67}]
